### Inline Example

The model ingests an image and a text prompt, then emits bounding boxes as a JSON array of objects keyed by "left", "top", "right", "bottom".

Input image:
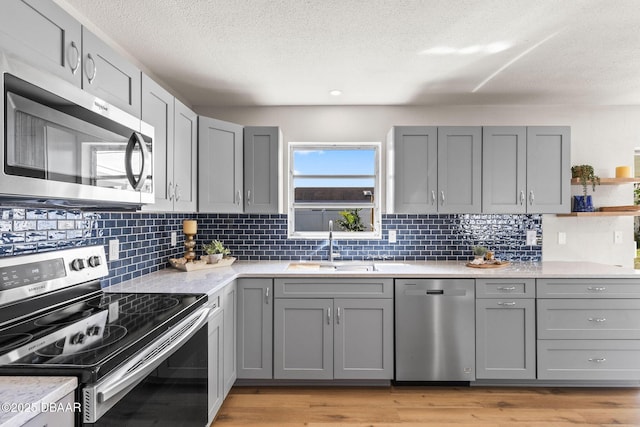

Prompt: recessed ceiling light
[{"left": 329, "top": 89, "right": 342, "bottom": 96}]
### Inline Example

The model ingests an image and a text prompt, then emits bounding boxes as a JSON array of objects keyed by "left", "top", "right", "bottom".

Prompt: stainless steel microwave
[{"left": 0, "top": 53, "right": 153, "bottom": 208}]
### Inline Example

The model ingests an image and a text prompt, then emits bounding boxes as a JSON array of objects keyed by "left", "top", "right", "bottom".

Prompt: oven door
[{"left": 82, "top": 307, "right": 209, "bottom": 426}]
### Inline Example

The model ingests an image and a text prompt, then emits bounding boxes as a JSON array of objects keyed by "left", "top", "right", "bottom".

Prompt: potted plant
[
  {"left": 471, "top": 245, "right": 488, "bottom": 261},
  {"left": 202, "top": 240, "right": 230, "bottom": 263},
  {"left": 571, "top": 165, "right": 600, "bottom": 212},
  {"left": 336, "top": 208, "right": 366, "bottom": 232}
]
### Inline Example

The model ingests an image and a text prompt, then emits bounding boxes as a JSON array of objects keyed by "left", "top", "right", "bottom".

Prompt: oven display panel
[{"left": 0, "top": 259, "right": 66, "bottom": 290}]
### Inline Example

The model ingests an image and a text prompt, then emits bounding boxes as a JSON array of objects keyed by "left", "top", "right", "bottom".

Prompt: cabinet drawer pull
[
  {"left": 497, "top": 301, "right": 517, "bottom": 307},
  {"left": 588, "top": 358, "right": 606, "bottom": 363},
  {"left": 587, "top": 286, "right": 607, "bottom": 292},
  {"left": 497, "top": 286, "right": 517, "bottom": 292},
  {"left": 588, "top": 317, "right": 607, "bottom": 323}
]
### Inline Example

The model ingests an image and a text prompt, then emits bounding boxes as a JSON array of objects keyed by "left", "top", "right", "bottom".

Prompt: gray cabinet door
[
  {"left": 141, "top": 74, "right": 174, "bottom": 211},
  {"left": 274, "top": 298, "right": 333, "bottom": 380},
  {"left": 482, "top": 126, "right": 527, "bottom": 214},
  {"left": 173, "top": 99, "right": 198, "bottom": 211},
  {"left": 475, "top": 298, "right": 536, "bottom": 379},
  {"left": 198, "top": 116, "right": 244, "bottom": 212},
  {"left": 334, "top": 298, "right": 394, "bottom": 379},
  {"left": 237, "top": 279, "right": 273, "bottom": 379},
  {"left": 0, "top": 0, "right": 82, "bottom": 86},
  {"left": 222, "top": 281, "right": 237, "bottom": 396},
  {"left": 244, "top": 127, "right": 279, "bottom": 213},
  {"left": 526, "top": 126, "right": 571, "bottom": 213},
  {"left": 437, "top": 127, "right": 482, "bottom": 213},
  {"left": 388, "top": 126, "right": 438, "bottom": 213},
  {"left": 207, "top": 308, "right": 224, "bottom": 423},
  {"left": 81, "top": 28, "right": 141, "bottom": 117}
]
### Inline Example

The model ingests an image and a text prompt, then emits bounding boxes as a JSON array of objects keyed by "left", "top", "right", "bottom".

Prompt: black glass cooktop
[{"left": 0, "top": 291, "right": 206, "bottom": 381}]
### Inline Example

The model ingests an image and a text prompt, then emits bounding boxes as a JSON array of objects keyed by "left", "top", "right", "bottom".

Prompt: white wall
[{"left": 196, "top": 104, "right": 640, "bottom": 267}]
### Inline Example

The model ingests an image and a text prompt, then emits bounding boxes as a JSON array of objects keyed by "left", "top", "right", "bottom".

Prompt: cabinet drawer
[
  {"left": 537, "top": 299, "right": 640, "bottom": 339},
  {"left": 476, "top": 278, "right": 535, "bottom": 298},
  {"left": 537, "top": 278, "right": 640, "bottom": 298},
  {"left": 274, "top": 278, "right": 392, "bottom": 298},
  {"left": 537, "top": 340, "right": 640, "bottom": 380}
]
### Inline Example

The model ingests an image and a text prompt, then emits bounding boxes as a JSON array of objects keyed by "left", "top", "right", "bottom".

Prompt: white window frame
[{"left": 288, "top": 141, "right": 382, "bottom": 239}]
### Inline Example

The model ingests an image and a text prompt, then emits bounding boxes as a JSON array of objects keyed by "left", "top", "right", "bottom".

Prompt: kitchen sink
[{"left": 286, "top": 261, "right": 409, "bottom": 272}]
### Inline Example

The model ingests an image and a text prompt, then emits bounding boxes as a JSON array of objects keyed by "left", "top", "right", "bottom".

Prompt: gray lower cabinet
[
  {"left": 198, "top": 116, "right": 244, "bottom": 212},
  {"left": 237, "top": 278, "right": 273, "bottom": 379},
  {"left": 81, "top": 27, "right": 141, "bottom": 117},
  {"left": 482, "top": 126, "right": 571, "bottom": 214},
  {"left": 244, "top": 126, "right": 281, "bottom": 213},
  {"left": 207, "top": 304, "right": 224, "bottom": 423},
  {"left": 537, "top": 278, "right": 640, "bottom": 381},
  {"left": 222, "top": 280, "right": 237, "bottom": 396},
  {"left": 0, "top": 0, "right": 82, "bottom": 86},
  {"left": 273, "top": 278, "right": 394, "bottom": 380}
]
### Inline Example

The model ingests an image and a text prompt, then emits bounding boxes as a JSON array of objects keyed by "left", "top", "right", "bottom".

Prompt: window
[{"left": 288, "top": 142, "right": 381, "bottom": 238}]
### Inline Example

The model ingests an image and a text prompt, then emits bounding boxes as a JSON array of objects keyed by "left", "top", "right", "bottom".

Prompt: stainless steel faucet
[{"left": 328, "top": 220, "right": 334, "bottom": 263}]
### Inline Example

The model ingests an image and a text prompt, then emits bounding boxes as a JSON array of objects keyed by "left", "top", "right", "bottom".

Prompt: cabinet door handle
[
  {"left": 497, "top": 301, "right": 517, "bottom": 307},
  {"left": 168, "top": 182, "right": 174, "bottom": 201},
  {"left": 69, "top": 41, "right": 80, "bottom": 75},
  {"left": 86, "top": 53, "right": 97, "bottom": 84},
  {"left": 529, "top": 190, "right": 535, "bottom": 205},
  {"left": 175, "top": 184, "right": 180, "bottom": 201},
  {"left": 235, "top": 190, "right": 242, "bottom": 205},
  {"left": 440, "top": 191, "right": 445, "bottom": 205},
  {"left": 327, "top": 307, "right": 331, "bottom": 325},
  {"left": 519, "top": 190, "right": 525, "bottom": 205},
  {"left": 588, "top": 358, "right": 606, "bottom": 363},
  {"left": 247, "top": 190, "right": 251, "bottom": 205},
  {"left": 265, "top": 287, "right": 270, "bottom": 304},
  {"left": 497, "top": 286, "right": 517, "bottom": 292},
  {"left": 431, "top": 190, "right": 436, "bottom": 205},
  {"left": 588, "top": 317, "right": 607, "bottom": 323},
  {"left": 587, "top": 286, "right": 607, "bottom": 292},
  {"left": 336, "top": 307, "right": 341, "bottom": 324}
]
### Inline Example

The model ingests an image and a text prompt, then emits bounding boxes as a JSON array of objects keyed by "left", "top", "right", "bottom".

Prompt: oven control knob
[
  {"left": 88, "top": 256, "right": 102, "bottom": 268},
  {"left": 86, "top": 325, "right": 101, "bottom": 336},
  {"left": 71, "top": 258, "right": 86, "bottom": 271},
  {"left": 70, "top": 332, "right": 86, "bottom": 345}
]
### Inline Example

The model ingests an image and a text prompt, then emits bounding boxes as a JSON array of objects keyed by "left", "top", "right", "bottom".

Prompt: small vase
[
  {"left": 207, "top": 253, "right": 223, "bottom": 264},
  {"left": 572, "top": 195, "right": 594, "bottom": 212}
]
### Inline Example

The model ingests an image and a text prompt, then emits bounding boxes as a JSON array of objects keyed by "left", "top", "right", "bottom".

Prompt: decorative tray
[
  {"left": 465, "top": 261, "right": 510, "bottom": 269},
  {"left": 169, "top": 257, "right": 236, "bottom": 272}
]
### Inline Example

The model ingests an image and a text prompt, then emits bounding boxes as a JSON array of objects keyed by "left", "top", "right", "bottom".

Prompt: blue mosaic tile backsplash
[{"left": 1, "top": 207, "right": 542, "bottom": 287}]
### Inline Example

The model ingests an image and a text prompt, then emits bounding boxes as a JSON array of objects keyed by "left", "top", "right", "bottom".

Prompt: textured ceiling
[{"left": 57, "top": 0, "right": 640, "bottom": 107}]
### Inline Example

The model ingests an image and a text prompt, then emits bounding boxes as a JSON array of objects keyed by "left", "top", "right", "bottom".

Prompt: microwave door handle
[{"left": 125, "top": 132, "right": 151, "bottom": 191}]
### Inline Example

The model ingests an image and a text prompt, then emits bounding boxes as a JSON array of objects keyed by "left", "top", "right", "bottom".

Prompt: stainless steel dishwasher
[{"left": 395, "top": 279, "right": 475, "bottom": 381}]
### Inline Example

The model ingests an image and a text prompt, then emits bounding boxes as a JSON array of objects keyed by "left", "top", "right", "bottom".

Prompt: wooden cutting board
[{"left": 466, "top": 261, "right": 510, "bottom": 269}]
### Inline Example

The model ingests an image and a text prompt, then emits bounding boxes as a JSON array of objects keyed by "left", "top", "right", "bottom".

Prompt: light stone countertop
[
  {"left": 0, "top": 376, "right": 77, "bottom": 426},
  {"left": 104, "top": 260, "right": 640, "bottom": 297}
]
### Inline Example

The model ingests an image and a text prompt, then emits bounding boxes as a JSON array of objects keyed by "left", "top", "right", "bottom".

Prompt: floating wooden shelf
[
  {"left": 570, "top": 177, "right": 640, "bottom": 185},
  {"left": 557, "top": 211, "right": 640, "bottom": 217}
]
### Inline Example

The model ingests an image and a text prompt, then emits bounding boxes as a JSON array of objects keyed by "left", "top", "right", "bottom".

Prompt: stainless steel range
[{"left": 0, "top": 246, "right": 210, "bottom": 426}]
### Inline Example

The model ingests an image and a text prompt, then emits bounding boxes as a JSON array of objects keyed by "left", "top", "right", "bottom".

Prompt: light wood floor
[{"left": 213, "top": 386, "right": 640, "bottom": 426}]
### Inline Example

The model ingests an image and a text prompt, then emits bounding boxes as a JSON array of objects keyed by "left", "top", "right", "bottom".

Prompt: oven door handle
[{"left": 95, "top": 307, "right": 209, "bottom": 404}]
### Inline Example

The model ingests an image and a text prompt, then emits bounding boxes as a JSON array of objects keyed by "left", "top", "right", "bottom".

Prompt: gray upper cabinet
[
  {"left": 172, "top": 99, "right": 198, "bottom": 211},
  {"left": 198, "top": 117, "right": 244, "bottom": 212},
  {"left": 437, "top": 126, "right": 482, "bottom": 213},
  {"left": 142, "top": 75, "right": 197, "bottom": 212},
  {"left": 482, "top": 127, "right": 527, "bottom": 214},
  {"left": 81, "top": 28, "right": 141, "bottom": 117},
  {"left": 387, "top": 126, "right": 438, "bottom": 213},
  {"left": 237, "top": 279, "right": 273, "bottom": 379},
  {"left": 244, "top": 126, "right": 280, "bottom": 213},
  {"left": 483, "top": 126, "right": 570, "bottom": 214},
  {"left": 526, "top": 126, "right": 571, "bottom": 213},
  {"left": 0, "top": 0, "right": 82, "bottom": 86}
]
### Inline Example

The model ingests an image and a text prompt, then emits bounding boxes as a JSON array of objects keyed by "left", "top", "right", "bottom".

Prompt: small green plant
[
  {"left": 472, "top": 245, "right": 488, "bottom": 257},
  {"left": 202, "top": 240, "right": 230, "bottom": 256},
  {"left": 336, "top": 209, "right": 365, "bottom": 232},
  {"left": 571, "top": 165, "right": 600, "bottom": 198}
]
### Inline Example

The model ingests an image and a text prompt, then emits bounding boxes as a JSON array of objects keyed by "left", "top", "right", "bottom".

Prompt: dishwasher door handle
[{"left": 403, "top": 289, "right": 467, "bottom": 296}]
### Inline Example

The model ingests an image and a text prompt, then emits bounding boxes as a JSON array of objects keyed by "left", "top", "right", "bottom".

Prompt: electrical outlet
[
  {"left": 526, "top": 230, "right": 537, "bottom": 246},
  {"left": 614, "top": 230, "right": 623, "bottom": 244},
  {"left": 109, "top": 239, "right": 120, "bottom": 260},
  {"left": 558, "top": 232, "right": 567, "bottom": 245},
  {"left": 170, "top": 231, "right": 177, "bottom": 247},
  {"left": 389, "top": 230, "right": 397, "bottom": 243}
]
